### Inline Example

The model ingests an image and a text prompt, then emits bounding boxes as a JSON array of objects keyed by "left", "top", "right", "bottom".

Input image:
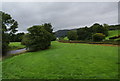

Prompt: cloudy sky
[{"left": 2, "top": 2, "right": 118, "bottom": 32}]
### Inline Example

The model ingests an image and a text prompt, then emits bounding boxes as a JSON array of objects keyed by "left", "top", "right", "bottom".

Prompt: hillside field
[
  {"left": 2, "top": 41, "right": 118, "bottom": 79},
  {"left": 106, "top": 30, "right": 120, "bottom": 40}
]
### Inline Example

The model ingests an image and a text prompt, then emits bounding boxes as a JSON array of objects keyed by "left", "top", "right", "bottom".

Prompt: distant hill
[{"left": 55, "top": 29, "right": 77, "bottom": 37}]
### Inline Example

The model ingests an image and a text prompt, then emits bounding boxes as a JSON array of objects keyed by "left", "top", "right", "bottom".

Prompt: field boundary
[{"left": 58, "top": 40, "right": 119, "bottom": 47}]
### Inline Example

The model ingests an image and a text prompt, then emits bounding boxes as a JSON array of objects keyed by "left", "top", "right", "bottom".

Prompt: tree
[
  {"left": 10, "top": 32, "right": 25, "bottom": 42},
  {"left": 24, "top": 25, "right": 51, "bottom": 51},
  {"left": 1, "top": 11, "right": 18, "bottom": 34},
  {"left": 67, "top": 30, "right": 78, "bottom": 40},
  {"left": 42, "top": 23, "right": 56, "bottom": 41},
  {"left": 77, "top": 27, "right": 91, "bottom": 40},
  {"left": 42, "top": 23, "right": 53, "bottom": 33},
  {"left": 92, "top": 33, "right": 105, "bottom": 41},
  {"left": 90, "top": 23, "right": 108, "bottom": 36},
  {"left": 0, "top": 11, "right": 18, "bottom": 55},
  {"left": 51, "top": 34, "right": 56, "bottom": 41},
  {"left": 21, "top": 33, "right": 30, "bottom": 45}
]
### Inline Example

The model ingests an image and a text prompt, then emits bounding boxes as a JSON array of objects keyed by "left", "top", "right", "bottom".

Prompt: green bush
[
  {"left": 51, "top": 34, "right": 56, "bottom": 41},
  {"left": 24, "top": 25, "right": 51, "bottom": 52},
  {"left": 21, "top": 34, "right": 30, "bottom": 45},
  {"left": 67, "top": 30, "right": 78, "bottom": 40},
  {"left": 92, "top": 33, "right": 105, "bottom": 41}
]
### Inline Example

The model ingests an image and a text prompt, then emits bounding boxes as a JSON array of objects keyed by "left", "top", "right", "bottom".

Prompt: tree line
[{"left": 67, "top": 23, "right": 111, "bottom": 41}]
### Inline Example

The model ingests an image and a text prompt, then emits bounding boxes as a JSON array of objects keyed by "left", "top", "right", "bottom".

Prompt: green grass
[
  {"left": 106, "top": 30, "right": 120, "bottom": 40},
  {"left": 8, "top": 42, "right": 25, "bottom": 51},
  {"left": 63, "top": 37, "right": 69, "bottom": 40},
  {"left": 2, "top": 41, "right": 118, "bottom": 79}
]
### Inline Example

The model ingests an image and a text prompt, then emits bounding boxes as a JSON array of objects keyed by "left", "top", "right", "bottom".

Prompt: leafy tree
[
  {"left": 23, "top": 25, "right": 51, "bottom": 51},
  {"left": 10, "top": 32, "right": 25, "bottom": 42},
  {"left": 90, "top": 23, "right": 108, "bottom": 36},
  {"left": 21, "top": 33, "right": 30, "bottom": 45},
  {"left": 0, "top": 11, "right": 18, "bottom": 55},
  {"left": 42, "top": 23, "right": 53, "bottom": 33},
  {"left": 92, "top": 33, "right": 105, "bottom": 41},
  {"left": 67, "top": 30, "right": 78, "bottom": 40},
  {"left": 51, "top": 34, "right": 56, "bottom": 41},
  {"left": 42, "top": 23, "right": 56, "bottom": 41},
  {"left": 77, "top": 27, "right": 91, "bottom": 40}
]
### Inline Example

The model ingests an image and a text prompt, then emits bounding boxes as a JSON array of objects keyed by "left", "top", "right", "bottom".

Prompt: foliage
[
  {"left": 51, "top": 34, "right": 56, "bottom": 41},
  {"left": 108, "top": 24, "right": 120, "bottom": 30},
  {"left": 21, "top": 34, "right": 30, "bottom": 45},
  {"left": 1, "top": 11, "right": 18, "bottom": 34},
  {"left": 10, "top": 32, "right": 25, "bottom": 42},
  {"left": 2, "top": 41, "right": 118, "bottom": 79},
  {"left": 77, "top": 27, "right": 91, "bottom": 40},
  {"left": 90, "top": 23, "right": 108, "bottom": 36},
  {"left": 24, "top": 25, "right": 51, "bottom": 51},
  {"left": 2, "top": 33, "right": 9, "bottom": 55},
  {"left": 67, "top": 30, "right": 78, "bottom": 40},
  {"left": 92, "top": 33, "right": 105, "bottom": 41},
  {"left": 77, "top": 23, "right": 108, "bottom": 41},
  {"left": 42, "top": 23, "right": 56, "bottom": 41},
  {"left": 42, "top": 23, "right": 53, "bottom": 33},
  {"left": 0, "top": 11, "right": 18, "bottom": 55}
]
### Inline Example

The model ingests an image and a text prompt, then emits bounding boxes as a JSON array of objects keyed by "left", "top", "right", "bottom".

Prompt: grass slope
[
  {"left": 8, "top": 42, "right": 25, "bottom": 51},
  {"left": 106, "top": 30, "right": 120, "bottom": 40},
  {"left": 2, "top": 41, "right": 118, "bottom": 79}
]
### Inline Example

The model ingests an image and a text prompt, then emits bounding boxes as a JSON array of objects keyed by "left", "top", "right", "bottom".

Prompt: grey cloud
[{"left": 2, "top": 2, "right": 118, "bottom": 32}]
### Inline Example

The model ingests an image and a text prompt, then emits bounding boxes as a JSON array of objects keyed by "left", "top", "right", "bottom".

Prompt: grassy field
[
  {"left": 8, "top": 42, "right": 25, "bottom": 51},
  {"left": 106, "top": 30, "right": 120, "bottom": 40},
  {"left": 2, "top": 41, "right": 118, "bottom": 79}
]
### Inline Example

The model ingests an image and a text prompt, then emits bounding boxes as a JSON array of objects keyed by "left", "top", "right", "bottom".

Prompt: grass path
[{"left": 2, "top": 41, "right": 118, "bottom": 79}]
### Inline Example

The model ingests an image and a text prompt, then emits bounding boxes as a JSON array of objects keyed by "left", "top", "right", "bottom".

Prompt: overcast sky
[{"left": 2, "top": 2, "right": 118, "bottom": 32}]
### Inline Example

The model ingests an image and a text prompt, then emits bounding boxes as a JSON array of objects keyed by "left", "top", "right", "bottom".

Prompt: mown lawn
[
  {"left": 8, "top": 42, "right": 25, "bottom": 51},
  {"left": 2, "top": 41, "right": 118, "bottom": 79}
]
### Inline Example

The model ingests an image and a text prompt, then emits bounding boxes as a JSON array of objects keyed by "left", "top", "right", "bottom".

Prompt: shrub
[
  {"left": 92, "top": 33, "right": 105, "bottom": 41},
  {"left": 59, "top": 37, "right": 64, "bottom": 41},
  {"left": 67, "top": 30, "right": 78, "bottom": 40},
  {"left": 24, "top": 25, "right": 52, "bottom": 51},
  {"left": 21, "top": 34, "right": 30, "bottom": 45},
  {"left": 51, "top": 34, "right": 56, "bottom": 41}
]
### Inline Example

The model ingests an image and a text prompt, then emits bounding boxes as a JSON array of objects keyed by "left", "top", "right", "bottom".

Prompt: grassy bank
[
  {"left": 2, "top": 41, "right": 118, "bottom": 79},
  {"left": 8, "top": 42, "right": 25, "bottom": 51}
]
